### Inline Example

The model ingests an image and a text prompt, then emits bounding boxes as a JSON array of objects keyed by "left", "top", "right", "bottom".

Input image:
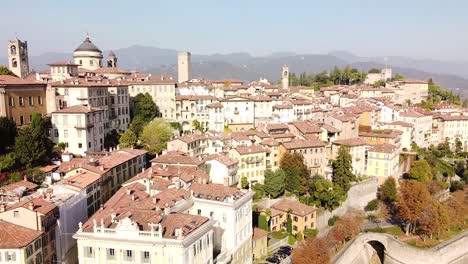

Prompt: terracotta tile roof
[
  {"left": 150, "top": 151, "right": 202, "bottom": 166},
  {"left": 203, "top": 154, "right": 238, "bottom": 166},
  {"left": 233, "top": 145, "right": 267, "bottom": 155},
  {"left": 39, "top": 164, "right": 59, "bottom": 173},
  {"left": 170, "top": 135, "right": 206, "bottom": 144},
  {"left": 192, "top": 183, "right": 245, "bottom": 201},
  {"left": 290, "top": 121, "right": 322, "bottom": 134},
  {"left": 7, "top": 197, "right": 57, "bottom": 215},
  {"left": 253, "top": 227, "right": 269, "bottom": 240},
  {"left": 368, "top": 143, "right": 398, "bottom": 154},
  {"left": 265, "top": 123, "right": 289, "bottom": 132},
  {"left": 282, "top": 138, "right": 325, "bottom": 150},
  {"left": 333, "top": 138, "right": 367, "bottom": 146},
  {"left": 50, "top": 76, "right": 128, "bottom": 87},
  {"left": 176, "top": 95, "right": 217, "bottom": 101},
  {"left": 387, "top": 121, "right": 414, "bottom": 127},
  {"left": 439, "top": 115, "right": 468, "bottom": 121},
  {"left": 320, "top": 123, "right": 340, "bottom": 133},
  {"left": 231, "top": 132, "right": 251, "bottom": 142},
  {"left": 0, "top": 220, "right": 43, "bottom": 249},
  {"left": 0, "top": 75, "right": 46, "bottom": 85},
  {"left": 272, "top": 199, "right": 316, "bottom": 216},
  {"left": 63, "top": 171, "right": 101, "bottom": 189},
  {"left": 1, "top": 179, "right": 39, "bottom": 193},
  {"left": 260, "top": 138, "right": 280, "bottom": 147},
  {"left": 162, "top": 213, "right": 209, "bottom": 239},
  {"left": 52, "top": 105, "right": 104, "bottom": 114},
  {"left": 359, "top": 129, "right": 402, "bottom": 139},
  {"left": 400, "top": 110, "right": 425, "bottom": 118},
  {"left": 271, "top": 133, "right": 296, "bottom": 139},
  {"left": 272, "top": 104, "right": 293, "bottom": 109}
]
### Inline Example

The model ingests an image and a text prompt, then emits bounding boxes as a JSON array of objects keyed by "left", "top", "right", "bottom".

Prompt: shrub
[
  {"left": 328, "top": 216, "right": 340, "bottom": 226},
  {"left": 365, "top": 199, "right": 378, "bottom": 211},
  {"left": 296, "top": 232, "right": 304, "bottom": 241},
  {"left": 449, "top": 181, "right": 465, "bottom": 192},
  {"left": 304, "top": 228, "right": 318, "bottom": 238},
  {"left": 288, "top": 235, "right": 296, "bottom": 245},
  {"left": 258, "top": 213, "right": 269, "bottom": 231}
]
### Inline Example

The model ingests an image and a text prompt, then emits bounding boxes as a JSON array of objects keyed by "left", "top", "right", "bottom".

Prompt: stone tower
[
  {"left": 281, "top": 65, "right": 289, "bottom": 89},
  {"left": 8, "top": 38, "right": 30, "bottom": 78},
  {"left": 177, "top": 51, "right": 191, "bottom": 83},
  {"left": 107, "top": 51, "right": 117, "bottom": 68}
]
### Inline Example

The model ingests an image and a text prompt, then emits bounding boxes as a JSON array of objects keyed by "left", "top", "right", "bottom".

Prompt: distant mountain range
[{"left": 1, "top": 46, "right": 468, "bottom": 96}]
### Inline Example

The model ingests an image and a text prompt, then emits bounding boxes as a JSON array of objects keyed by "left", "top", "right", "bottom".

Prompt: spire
[{"left": 86, "top": 31, "right": 90, "bottom": 41}]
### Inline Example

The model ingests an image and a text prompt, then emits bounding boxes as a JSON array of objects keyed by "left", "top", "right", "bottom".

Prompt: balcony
[
  {"left": 246, "top": 157, "right": 263, "bottom": 164},
  {"left": 75, "top": 123, "right": 94, "bottom": 129}
]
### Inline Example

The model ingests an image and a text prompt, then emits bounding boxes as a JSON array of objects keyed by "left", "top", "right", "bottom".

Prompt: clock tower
[{"left": 281, "top": 65, "right": 289, "bottom": 89}]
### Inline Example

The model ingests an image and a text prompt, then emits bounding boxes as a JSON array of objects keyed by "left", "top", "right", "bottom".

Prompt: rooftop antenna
[{"left": 384, "top": 57, "right": 388, "bottom": 69}]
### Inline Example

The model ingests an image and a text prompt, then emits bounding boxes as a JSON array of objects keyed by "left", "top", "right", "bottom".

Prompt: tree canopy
[
  {"left": 139, "top": 119, "right": 173, "bottom": 155},
  {"left": 308, "top": 176, "right": 345, "bottom": 210},
  {"left": 132, "top": 93, "right": 159, "bottom": 122},
  {"left": 263, "top": 169, "right": 285, "bottom": 198},
  {"left": 397, "top": 180, "right": 432, "bottom": 234},
  {"left": 119, "top": 130, "right": 138, "bottom": 148},
  {"left": 0, "top": 117, "right": 17, "bottom": 153},
  {"left": 409, "top": 159, "right": 433, "bottom": 182},
  {"left": 280, "top": 152, "right": 309, "bottom": 195},
  {"left": 332, "top": 147, "right": 356, "bottom": 192},
  {"left": 0, "top": 65, "right": 16, "bottom": 76},
  {"left": 291, "top": 237, "right": 330, "bottom": 264},
  {"left": 14, "top": 113, "right": 53, "bottom": 168},
  {"left": 379, "top": 177, "right": 397, "bottom": 203}
]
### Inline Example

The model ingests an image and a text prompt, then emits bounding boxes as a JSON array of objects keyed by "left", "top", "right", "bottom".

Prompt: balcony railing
[{"left": 75, "top": 123, "right": 94, "bottom": 129}]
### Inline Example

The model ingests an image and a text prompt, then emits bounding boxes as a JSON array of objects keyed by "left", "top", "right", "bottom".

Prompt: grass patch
[{"left": 271, "top": 231, "right": 287, "bottom": 239}]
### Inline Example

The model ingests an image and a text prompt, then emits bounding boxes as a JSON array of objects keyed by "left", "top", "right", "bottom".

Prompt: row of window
[
  {"left": 8, "top": 96, "right": 43, "bottom": 107},
  {"left": 86, "top": 247, "right": 150, "bottom": 262}
]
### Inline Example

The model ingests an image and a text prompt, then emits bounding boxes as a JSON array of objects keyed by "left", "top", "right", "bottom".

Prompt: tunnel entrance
[{"left": 368, "top": 240, "right": 386, "bottom": 263}]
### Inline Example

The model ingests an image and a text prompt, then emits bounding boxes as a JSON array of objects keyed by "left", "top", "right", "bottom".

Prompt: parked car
[{"left": 266, "top": 256, "right": 281, "bottom": 264}]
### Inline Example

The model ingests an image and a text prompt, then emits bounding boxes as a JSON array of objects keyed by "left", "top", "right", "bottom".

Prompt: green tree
[
  {"left": 0, "top": 153, "right": 17, "bottom": 172},
  {"left": 365, "top": 199, "right": 378, "bottom": 211},
  {"left": 379, "top": 177, "right": 397, "bottom": 203},
  {"left": 0, "top": 117, "right": 17, "bottom": 152},
  {"left": 240, "top": 176, "right": 249, "bottom": 189},
  {"left": 280, "top": 152, "right": 309, "bottom": 195},
  {"left": 192, "top": 120, "right": 205, "bottom": 133},
  {"left": 263, "top": 169, "right": 285, "bottom": 198},
  {"left": 0, "top": 65, "right": 17, "bottom": 76},
  {"left": 8, "top": 172, "right": 23, "bottom": 183},
  {"left": 303, "top": 228, "right": 318, "bottom": 238},
  {"left": 139, "top": 119, "right": 173, "bottom": 155},
  {"left": 331, "top": 147, "right": 356, "bottom": 192},
  {"left": 308, "top": 176, "right": 345, "bottom": 210},
  {"left": 258, "top": 213, "right": 269, "bottom": 231},
  {"left": 14, "top": 113, "right": 53, "bottom": 168},
  {"left": 133, "top": 93, "right": 158, "bottom": 122},
  {"left": 129, "top": 116, "right": 148, "bottom": 136},
  {"left": 286, "top": 211, "right": 293, "bottom": 233},
  {"left": 454, "top": 137, "right": 463, "bottom": 157},
  {"left": 368, "top": 68, "right": 381, "bottom": 74},
  {"left": 26, "top": 167, "right": 45, "bottom": 185},
  {"left": 409, "top": 159, "right": 432, "bottom": 182},
  {"left": 393, "top": 74, "right": 404, "bottom": 81},
  {"left": 331, "top": 66, "right": 342, "bottom": 84},
  {"left": 119, "top": 130, "right": 138, "bottom": 148},
  {"left": 104, "top": 129, "right": 120, "bottom": 150}
]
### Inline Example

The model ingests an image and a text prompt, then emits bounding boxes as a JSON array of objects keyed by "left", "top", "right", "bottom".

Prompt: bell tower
[
  {"left": 8, "top": 38, "right": 30, "bottom": 78},
  {"left": 281, "top": 65, "right": 289, "bottom": 89},
  {"left": 107, "top": 51, "right": 117, "bottom": 68}
]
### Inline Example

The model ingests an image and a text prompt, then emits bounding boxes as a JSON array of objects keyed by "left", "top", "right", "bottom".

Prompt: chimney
[
  {"left": 111, "top": 213, "right": 116, "bottom": 222},
  {"left": 131, "top": 195, "right": 135, "bottom": 201},
  {"left": 126, "top": 189, "right": 131, "bottom": 195},
  {"left": 146, "top": 179, "right": 151, "bottom": 194},
  {"left": 23, "top": 175, "right": 28, "bottom": 181},
  {"left": 35, "top": 72, "right": 40, "bottom": 81},
  {"left": 0, "top": 204, "right": 6, "bottom": 212},
  {"left": 28, "top": 201, "right": 34, "bottom": 211}
]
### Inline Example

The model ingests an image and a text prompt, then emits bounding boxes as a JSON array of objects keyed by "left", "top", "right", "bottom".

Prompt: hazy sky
[{"left": 1, "top": 0, "right": 467, "bottom": 60}]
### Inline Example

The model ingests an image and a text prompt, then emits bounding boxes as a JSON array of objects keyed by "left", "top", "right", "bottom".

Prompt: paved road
[{"left": 363, "top": 219, "right": 397, "bottom": 230}]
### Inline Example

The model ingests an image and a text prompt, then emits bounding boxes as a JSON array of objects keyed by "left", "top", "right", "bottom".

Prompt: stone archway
[{"left": 367, "top": 240, "right": 386, "bottom": 263}]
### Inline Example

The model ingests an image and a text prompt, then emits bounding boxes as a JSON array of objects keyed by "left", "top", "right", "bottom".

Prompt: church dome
[{"left": 74, "top": 36, "right": 102, "bottom": 53}]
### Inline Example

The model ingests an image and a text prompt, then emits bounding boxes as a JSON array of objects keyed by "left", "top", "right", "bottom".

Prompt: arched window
[
  {"left": 10, "top": 46, "right": 16, "bottom": 55},
  {"left": 11, "top": 58, "right": 17, "bottom": 68}
]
